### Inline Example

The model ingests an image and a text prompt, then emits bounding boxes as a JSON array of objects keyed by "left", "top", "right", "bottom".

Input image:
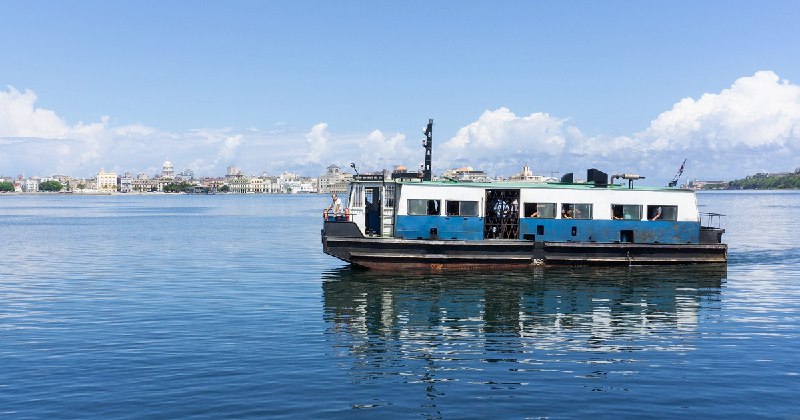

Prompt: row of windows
[
  {"left": 608, "top": 204, "right": 677, "bottom": 221},
  {"left": 408, "top": 199, "right": 677, "bottom": 221},
  {"left": 526, "top": 203, "right": 678, "bottom": 221},
  {"left": 408, "top": 199, "right": 479, "bottom": 216}
]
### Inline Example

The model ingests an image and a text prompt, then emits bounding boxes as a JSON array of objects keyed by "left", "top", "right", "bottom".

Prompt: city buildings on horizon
[
  {"left": 1, "top": 160, "right": 356, "bottom": 194},
  {"left": 2, "top": 159, "right": 728, "bottom": 193}
]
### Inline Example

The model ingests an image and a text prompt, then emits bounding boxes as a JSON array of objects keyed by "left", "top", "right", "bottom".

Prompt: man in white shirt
[{"left": 325, "top": 193, "right": 343, "bottom": 220}]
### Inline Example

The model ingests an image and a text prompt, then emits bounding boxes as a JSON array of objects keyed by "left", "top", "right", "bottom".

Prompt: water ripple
[{"left": 0, "top": 193, "right": 798, "bottom": 418}]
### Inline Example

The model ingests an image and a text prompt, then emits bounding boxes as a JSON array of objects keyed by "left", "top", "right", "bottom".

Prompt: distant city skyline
[{"left": 2, "top": 2, "right": 799, "bottom": 182}]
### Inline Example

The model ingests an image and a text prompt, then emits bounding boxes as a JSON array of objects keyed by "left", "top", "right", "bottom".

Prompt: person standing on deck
[{"left": 324, "top": 193, "right": 343, "bottom": 220}]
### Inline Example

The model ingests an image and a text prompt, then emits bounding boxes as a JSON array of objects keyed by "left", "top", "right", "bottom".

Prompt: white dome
[{"left": 161, "top": 159, "right": 175, "bottom": 179}]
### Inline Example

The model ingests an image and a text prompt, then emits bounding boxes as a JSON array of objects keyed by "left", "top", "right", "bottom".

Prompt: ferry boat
[{"left": 321, "top": 119, "right": 727, "bottom": 269}]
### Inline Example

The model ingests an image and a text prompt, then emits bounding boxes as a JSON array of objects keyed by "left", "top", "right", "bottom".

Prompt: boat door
[
  {"left": 365, "top": 186, "right": 382, "bottom": 235},
  {"left": 484, "top": 189, "right": 520, "bottom": 239}
]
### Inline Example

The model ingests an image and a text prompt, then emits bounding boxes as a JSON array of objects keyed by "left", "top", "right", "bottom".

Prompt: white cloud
[
  {"left": 0, "top": 86, "right": 313, "bottom": 177},
  {"left": 218, "top": 134, "right": 244, "bottom": 162},
  {"left": 439, "top": 72, "right": 800, "bottom": 179},
  {"left": 0, "top": 86, "right": 69, "bottom": 138},
  {"left": 439, "top": 107, "right": 586, "bottom": 176},
  {"left": 443, "top": 108, "right": 573, "bottom": 154},
  {"left": 2, "top": 71, "right": 800, "bottom": 180},
  {"left": 356, "top": 130, "right": 418, "bottom": 171},
  {"left": 640, "top": 71, "right": 800, "bottom": 152},
  {"left": 295, "top": 123, "right": 330, "bottom": 165}
]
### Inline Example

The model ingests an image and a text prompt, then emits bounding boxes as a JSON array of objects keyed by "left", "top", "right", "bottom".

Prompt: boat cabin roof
[{"left": 354, "top": 179, "right": 693, "bottom": 193}]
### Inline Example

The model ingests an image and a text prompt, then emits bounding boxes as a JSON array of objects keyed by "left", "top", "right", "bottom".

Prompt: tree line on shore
[{"left": 705, "top": 170, "right": 800, "bottom": 190}]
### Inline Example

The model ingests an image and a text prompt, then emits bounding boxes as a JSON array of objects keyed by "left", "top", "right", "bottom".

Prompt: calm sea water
[{"left": 0, "top": 192, "right": 798, "bottom": 418}]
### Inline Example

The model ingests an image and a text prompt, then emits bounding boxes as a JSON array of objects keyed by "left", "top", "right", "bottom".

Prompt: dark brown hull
[{"left": 322, "top": 222, "right": 727, "bottom": 270}]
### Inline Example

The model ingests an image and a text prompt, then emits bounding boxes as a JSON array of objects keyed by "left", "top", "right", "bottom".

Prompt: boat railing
[
  {"left": 700, "top": 212, "right": 725, "bottom": 229},
  {"left": 324, "top": 208, "right": 351, "bottom": 222}
]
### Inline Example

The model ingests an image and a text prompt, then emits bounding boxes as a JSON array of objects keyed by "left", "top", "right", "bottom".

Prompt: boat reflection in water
[
  {"left": 323, "top": 265, "right": 725, "bottom": 346},
  {"left": 322, "top": 265, "right": 726, "bottom": 406}
]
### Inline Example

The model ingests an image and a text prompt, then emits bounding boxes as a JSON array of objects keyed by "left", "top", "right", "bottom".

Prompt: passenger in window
[
  {"left": 651, "top": 206, "right": 662, "bottom": 221},
  {"left": 427, "top": 200, "right": 439, "bottom": 215},
  {"left": 527, "top": 202, "right": 540, "bottom": 217},
  {"left": 612, "top": 206, "right": 623, "bottom": 220},
  {"left": 562, "top": 208, "right": 573, "bottom": 219},
  {"left": 493, "top": 199, "right": 510, "bottom": 217}
]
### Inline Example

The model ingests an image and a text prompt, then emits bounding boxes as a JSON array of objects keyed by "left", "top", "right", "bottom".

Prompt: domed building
[{"left": 161, "top": 159, "right": 174, "bottom": 179}]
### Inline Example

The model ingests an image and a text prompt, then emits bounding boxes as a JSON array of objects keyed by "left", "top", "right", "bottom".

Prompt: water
[{"left": 0, "top": 192, "right": 798, "bottom": 418}]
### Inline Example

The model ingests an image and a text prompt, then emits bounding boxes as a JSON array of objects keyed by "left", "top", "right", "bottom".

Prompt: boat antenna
[
  {"left": 422, "top": 118, "right": 433, "bottom": 181},
  {"left": 668, "top": 158, "right": 686, "bottom": 187},
  {"left": 350, "top": 162, "right": 359, "bottom": 175}
]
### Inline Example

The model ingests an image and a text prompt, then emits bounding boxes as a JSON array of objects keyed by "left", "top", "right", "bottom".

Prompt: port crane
[{"left": 668, "top": 159, "right": 686, "bottom": 187}]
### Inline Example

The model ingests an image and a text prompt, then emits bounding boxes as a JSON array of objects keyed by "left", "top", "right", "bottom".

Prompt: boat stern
[{"left": 321, "top": 220, "right": 364, "bottom": 263}]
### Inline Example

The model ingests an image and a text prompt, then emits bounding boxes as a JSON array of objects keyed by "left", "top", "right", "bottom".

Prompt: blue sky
[{"left": 2, "top": 1, "right": 799, "bottom": 182}]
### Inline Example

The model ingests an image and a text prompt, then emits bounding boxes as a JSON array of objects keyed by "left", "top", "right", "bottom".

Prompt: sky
[{"left": 1, "top": 1, "right": 799, "bottom": 184}]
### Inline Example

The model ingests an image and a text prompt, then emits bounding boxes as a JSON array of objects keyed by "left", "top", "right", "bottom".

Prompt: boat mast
[{"left": 423, "top": 118, "right": 433, "bottom": 181}]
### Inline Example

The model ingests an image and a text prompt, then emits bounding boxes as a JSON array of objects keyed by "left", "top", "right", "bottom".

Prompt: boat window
[
  {"left": 351, "top": 184, "right": 363, "bottom": 208},
  {"left": 524, "top": 202, "right": 556, "bottom": 218},
  {"left": 561, "top": 203, "right": 592, "bottom": 219},
  {"left": 408, "top": 199, "right": 440, "bottom": 215},
  {"left": 647, "top": 205, "right": 677, "bottom": 221},
  {"left": 611, "top": 204, "right": 642, "bottom": 220},
  {"left": 385, "top": 184, "right": 395, "bottom": 208},
  {"left": 446, "top": 201, "right": 458, "bottom": 215},
  {"left": 461, "top": 201, "right": 479, "bottom": 216},
  {"left": 446, "top": 200, "right": 479, "bottom": 216}
]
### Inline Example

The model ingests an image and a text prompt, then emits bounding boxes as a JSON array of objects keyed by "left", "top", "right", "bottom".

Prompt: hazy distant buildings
[
  {"left": 177, "top": 169, "right": 195, "bottom": 181},
  {"left": 120, "top": 173, "right": 134, "bottom": 193},
  {"left": 687, "top": 180, "right": 728, "bottom": 189},
  {"left": 5, "top": 159, "right": 578, "bottom": 195},
  {"left": 248, "top": 177, "right": 264, "bottom": 193},
  {"left": 278, "top": 171, "right": 315, "bottom": 193},
  {"left": 442, "top": 167, "right": 491, "bottom": 182},
  {"left": 161, "top": 160, "right": 174, "bottom": 179},
  {"left": 131, "top": 173, "right": 157, "bottom": 192},
  {"left": 227, "top": 174, "right": 248, "bottom": 194},
  {"left": 96, "top": 169, "right": 118, "bottom": 192},
  {"left": 23, "top": 177, "right": 39, "bottom": 192},
  {"left": 317, "top": 164, "right": 352, "bottom": 194},
  {"left": 226, "top": 166, "right": 242, "bottom": 177},
  {"left": 508, "top": 165, "right": 554, "bottom": 183}
]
